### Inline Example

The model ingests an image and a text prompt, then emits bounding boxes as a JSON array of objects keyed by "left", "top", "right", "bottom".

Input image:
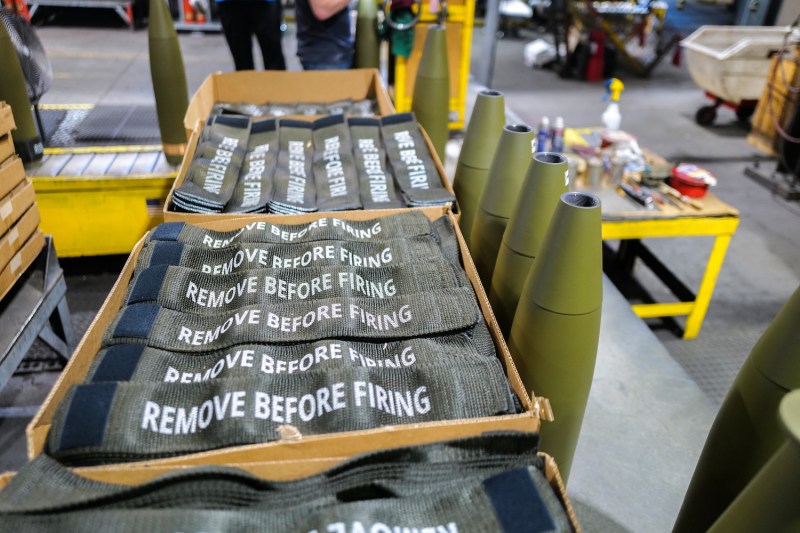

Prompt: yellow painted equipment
[
  {"left": 393, "top": 0, "right": 475, "bottom": 130},
  {"left": 28, "top": 145, "right": 175, "bottom": 257}
]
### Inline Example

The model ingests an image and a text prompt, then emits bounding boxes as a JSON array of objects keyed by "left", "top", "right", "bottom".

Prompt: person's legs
[
  {"left": 218, "top": 1, "right": 255, "bottom": 70},
  {"left": 300, "top": 60, "right": 352, "bottom": 70},
  {"left": 252, "top": 1, "right": 286, "bottom": 70}
]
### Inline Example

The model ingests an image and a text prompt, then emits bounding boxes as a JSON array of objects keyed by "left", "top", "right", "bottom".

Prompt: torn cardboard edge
[
  {"left": 164, "top": 118, "right": 456, "bottom": 222},
  {"left": 0, "top": 231, "right": 45, "bottom": 303},
  {"left": 27, "top": 210, "right": 548, "bottom": 466},
  {"left": 183, "top": 69, "right": 396, "bottom": 140}
]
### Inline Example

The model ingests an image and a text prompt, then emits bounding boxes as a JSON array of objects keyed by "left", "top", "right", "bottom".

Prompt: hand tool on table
[
  {"left": 659, "top": 182, "right": 703, "bottom": 210},
  {"left": 641, "top": 185, "right": 682, "bottom": 210},
  {"left": 618, "top": 181, "right": 657, "bottom": 210}
]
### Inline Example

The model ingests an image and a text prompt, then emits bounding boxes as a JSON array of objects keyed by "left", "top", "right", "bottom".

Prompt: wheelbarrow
[{"left": 681, "top": 25, "right": 793, "bottom": 126}]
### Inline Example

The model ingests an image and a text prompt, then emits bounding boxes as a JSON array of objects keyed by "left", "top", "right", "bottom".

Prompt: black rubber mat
[
  {"left": 38, "top": 109, "right": 66, "bottom": 143},
  {"left": 72, "top": 105, "right": 161, "bottom": 143}
]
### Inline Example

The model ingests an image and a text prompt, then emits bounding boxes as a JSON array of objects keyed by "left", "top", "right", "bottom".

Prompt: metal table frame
[
  {"left": 28, "top": 0, "right": 135, "bottom": 29},
  {"left": 0, "top": 236, "right": 75, "bottom": 403},
  {"left": 602, "top": 214, "right": 740, "bottom": 339}
]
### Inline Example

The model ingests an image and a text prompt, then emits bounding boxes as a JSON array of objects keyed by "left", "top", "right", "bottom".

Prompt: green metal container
[
  {"left": 508, "top": 191, "right": 602, "bottom": 483},
  {"left": 0, "top": 20, "right": 42, "bottom": 162},
  {"left": 355, "top": 0, "right": 380, "bottom": 69},
  {"left": 489, "top": 152, "right": 568, "bottom": 336},
  {"left": 674, "top": 285, "right": 800, "bottom": 533},
  {"left": 453, "top": 90, "right": 505, "bottom": 247},
  {"left": 148, "top": 0, "right": 189, "bottom": 166},
  {"left": 411, "top": 25, "right": 449, "bottom": 160},
  {"left": 708, "top": 389, "right": 800, "bottom": 533},
  {"left": 469, "top": 123, "right": 534, "bottom": 287}
]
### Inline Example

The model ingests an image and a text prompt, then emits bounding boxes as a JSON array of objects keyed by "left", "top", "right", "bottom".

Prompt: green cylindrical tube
[
  {"left": 673, "top": 285, "right": 800, "bottom": 533},
  {"left": 411, "top": 25, "right": 449, "bottom": 160},
  {"left": 148, "top": 0, "right": 190, "bottom": 166},
  {"left": 489, "top": 152, "right": 569, "bottom": 336},
  {"left": 0, "top": 20, "right": 42, "bottom": 162},
  {"left": 707, "top": 389, "right": 800, "bottom": 533},
  {"left": 453, "top": 90, "right": 505, "bottom": 247},
  {"left": 355, "top": 0, "right": 380, "bottom": 69},
  {"left": 508, "top": 191, "right": 602, "bottom": 483},
  {"left": 469, "top": 123, "right": 534, "bottom": 287}
]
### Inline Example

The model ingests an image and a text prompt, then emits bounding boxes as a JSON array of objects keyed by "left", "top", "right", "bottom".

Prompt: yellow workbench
[
  {"left": 27, "top": 145, "right": 176, "bottom": 257},
  {"left": 596, "top": 187, "right": 739, "bottom": 339}
]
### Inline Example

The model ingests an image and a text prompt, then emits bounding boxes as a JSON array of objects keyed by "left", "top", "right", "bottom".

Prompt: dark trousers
[{"left": 218, "top": 0, "right": 286, "bottom": 71}]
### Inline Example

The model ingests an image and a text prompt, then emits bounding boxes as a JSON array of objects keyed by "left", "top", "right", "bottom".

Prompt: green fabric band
[
  {"left": 48, "top": 363, "right": 516, "bottom": 463},
  {"left": 125, "top": 260, "right": 466, "bottom": 313}
]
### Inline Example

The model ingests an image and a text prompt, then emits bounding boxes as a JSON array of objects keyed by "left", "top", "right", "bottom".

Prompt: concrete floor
[{"left": 1, "top": 3, "right": 800, "bottom": 531}]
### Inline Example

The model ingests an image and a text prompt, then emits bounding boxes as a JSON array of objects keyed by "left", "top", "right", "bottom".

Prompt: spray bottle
[
  {"left": 536, "top": 116, "right": 550, "bottom": 153},
  {"left": 601, "top": 78, "right": 624, "bottom": 131},
  {"left": 551, "top": 116, "right": 564, "bottom": 153}
]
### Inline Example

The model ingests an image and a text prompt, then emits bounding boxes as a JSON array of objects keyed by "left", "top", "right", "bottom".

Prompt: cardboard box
[
  {"left": 0, "top": 102, "right": 15, "bottom": 137},
  {"left": 184, "top": 69, "right": 396, "bottom": 138},
  {"left": 28, "top": 210, "right": 550, "bottom": 464},
  {"left": 0, "top": 204, "right": 40, "bottom": 273},
  {"left": 0, "top": 179, "right": 36, "bottom": 237},
  {"left": 0, "top": 453, "right": 580, "bottom": 532},
  {"left": 0, "top": 132, "right": 13, "bottom": 166},
  {"left": 0, "top": 157, "right": 26, "bottom": 201},
  {"left": 164, "top": 119, "right": 456, "bottom": 223},
  {"left": 0, "top": 231, "right": 45, "bottom": 302}
]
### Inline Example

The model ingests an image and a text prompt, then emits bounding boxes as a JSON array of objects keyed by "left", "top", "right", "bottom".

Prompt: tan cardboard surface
[
  {"left": 0, "top": 180, "right": 36, "bottom": 237},
  {"left": 165, "top": 120, "right": 455, "bottom": 222},
  {"left": 0, "top": 204, "right": 40, "bottom": 271},
  {"left": 0, "top": 231, "right": 45, "bottom": 303},
  {"left": 0, "top": 102, "right": 15, "bottom": 138},
  {"left": 28, "top": 211, "right": 545, "bottom": 463},
  {"left": 0, "top": 157, "right": 26, "bottom": 201},
  {"left": 184, "top": 69, "right": 395, "bottom": 137},
  {"left": 0, "top": 133, "right": 13, "bottom": 165}
]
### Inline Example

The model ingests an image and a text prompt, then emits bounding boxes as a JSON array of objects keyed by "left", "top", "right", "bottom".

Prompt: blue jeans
[{"left": 301, "top": 60, "right": 352, "bottom": 70}]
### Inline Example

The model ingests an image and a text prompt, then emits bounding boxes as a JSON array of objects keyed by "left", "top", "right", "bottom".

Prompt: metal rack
[
  {"left": 27, "top": 0, "right": 136, "bottom": 29},
  {"left": 569, "top": 0, "right": 680, "bottom": 77},
  {"left": 0, "top": 236, "right": 75, "bottom": 404}
]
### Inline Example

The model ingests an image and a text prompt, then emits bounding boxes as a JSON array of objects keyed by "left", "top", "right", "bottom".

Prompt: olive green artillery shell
[
  {"left": 489, "top": 152, "right": 569, "bottom": 336},
  {"left": 707, "top": 389, "right": 800, "bottom": 533},
  {"left": 508, "top": 304, "right": 600, "bottom": 483},
  {"left": 508, "top": 192, "right": 602, "bottom": 483},
  {"left": 454, "top": 90, "right": 505, "bottom": 248},
  {"left": 469, "top": 210, "right": 506, "bottom": 288},
  {"left": 489, "top": 243, "right": 531, "bottom": 337},
  {"left": 411, "top": 26, "right": 449, "bottom": 160},
  {"left": 469, "top": 124, "right": 535, "bottom": 287},
  {"left": 149, "top": 0, "right": 189, "bottom": 166},
  {"left": 527, "top": 192, "right": 603, "bottom": 316},
  {"left": 355, "top": 0, "right": 380, "bottom": 69},
  {"left": 0, "top": 20, "right": 42, "bottom": 162},
  {"left": 673, "top": 285, "right": 800, "bottom": 533}
]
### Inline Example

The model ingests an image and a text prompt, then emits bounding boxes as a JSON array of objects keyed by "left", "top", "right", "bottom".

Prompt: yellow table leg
[{"left": 683, "top": 233, "right": 734, "bottom": 339}]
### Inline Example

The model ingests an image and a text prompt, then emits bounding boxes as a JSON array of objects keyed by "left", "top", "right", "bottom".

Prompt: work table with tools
[{"left": 564, "top": 129, "right": 740, "bottom": 339}]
